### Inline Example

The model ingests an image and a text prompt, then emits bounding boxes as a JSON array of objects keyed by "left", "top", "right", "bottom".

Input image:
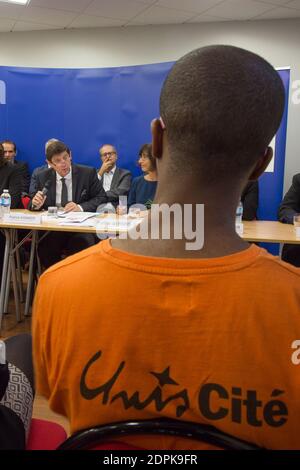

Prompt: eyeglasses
[{"left": 101, "top": 151, "right": 116, "bottom": 158}]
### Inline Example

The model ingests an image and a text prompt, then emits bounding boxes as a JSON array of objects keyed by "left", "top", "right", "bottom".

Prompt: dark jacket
[
  {"left": 0, "top": 163, "right": 22, "bottom": 208},
  {"left": 241, "top": 181, "right": 259, "bottom": 221},
  {"left": 29, "top": 164, "right": 48, "bottom": 195},
  {"left": 29, "top": 164, "right": 107, "bottom": 212},
  {"left": 278, "top": 174, "right": 300, "bottom": 224},
  {"left": 13, "top": 159, "right": 30, "bottom": 194},
  {"left": 100, "top": 167, "right": 132, "bottom": 205}
]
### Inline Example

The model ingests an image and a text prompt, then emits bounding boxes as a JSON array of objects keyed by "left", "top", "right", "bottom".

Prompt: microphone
[{"left": 32, "top": 177, "right": 52, "bottom": 210}]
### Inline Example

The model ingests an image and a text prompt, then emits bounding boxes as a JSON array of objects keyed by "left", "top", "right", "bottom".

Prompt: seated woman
[
  {"left": 127, "top": 143, "right": 158, "bottom": 210},
  {"left": 0, "top": 144, "right": 22, "bottom": 282}
]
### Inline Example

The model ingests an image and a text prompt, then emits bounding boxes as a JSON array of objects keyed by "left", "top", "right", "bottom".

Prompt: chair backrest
[
  {"left": 27, "top": 418, "right": 67, "bottom": 450},
  {"left": 21, "top": 195, "right": 31, "bottom": 210},
  {"left": 57, "top": 418, "right": 261, "bottom": 450}
]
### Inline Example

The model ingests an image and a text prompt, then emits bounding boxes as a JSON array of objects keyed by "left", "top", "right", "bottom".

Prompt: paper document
[
  {"left": 96, "top": 216, "right": 144, "bottom": 232},
  {"left": 57, "top": 212, "right": 97, "bottom": 225}
]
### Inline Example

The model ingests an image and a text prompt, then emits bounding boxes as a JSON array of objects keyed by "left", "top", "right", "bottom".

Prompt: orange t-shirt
[{"left": 33, "top": 240, "right": 300, "bottom": 449}]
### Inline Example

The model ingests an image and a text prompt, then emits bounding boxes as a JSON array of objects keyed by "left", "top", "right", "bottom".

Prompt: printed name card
[{"left": 2, "top": 213, "right": 42, "bottom": 225}]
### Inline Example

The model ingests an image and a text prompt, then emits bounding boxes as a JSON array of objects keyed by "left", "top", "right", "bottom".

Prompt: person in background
[
  {"left": 127, "top": 143, "right": 157, "bottom": 209},
  {"left": 0, "top": 334, "right": 34, "bottom": 449},
  {"left": 30, "top": 140, "right": 107, "bottom": 268},
  {"left": 278, "top": 173, "right": 300, "bottom": 266},
  {"left": 33, "top": 46, "right": 300, "bottom": 450},
  {"left": 29, "top": 138, "right": 58, "bottom": 195},
  {"left": 0, "top": 143, "right": 22, "bottom": 280},
  {"left": 0, "top": 140, "right": 30, "bottom": 194},
  {"left": 97, "top": 144, "right": 131, "bottom": 211},
  {"left": 241, "top": 180, "right": 259, "bottom": 220}
]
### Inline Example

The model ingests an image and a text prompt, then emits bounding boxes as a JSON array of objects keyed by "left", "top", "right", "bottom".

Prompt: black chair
[{"left": 58, "top": 418, "right": 262, "bottom": 450}]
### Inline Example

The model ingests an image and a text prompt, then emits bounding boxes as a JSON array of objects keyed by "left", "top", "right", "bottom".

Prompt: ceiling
[{"left": 0, "top": 0, "right": 300, "bottom": 32}]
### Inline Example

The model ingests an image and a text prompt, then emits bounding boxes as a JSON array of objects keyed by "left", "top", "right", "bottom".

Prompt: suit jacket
[
  {"left": 100, "top": 167, "right": 132, "bottom": 205},
  {"left": 0, "top": 163, "right": 22, "bottom": 208},
  {"left": 29, "top": 164, "right": 48, "bottom": 195},
  {"left": 13, "top": 159, "right": 30, "bottom": 194},
  {"left": 241, "top": 181, "right": 259, "bottom": 221},
  {"left": 29, "top": 164, "right": 107, "bottom": 212},
  {"left": 278, "top": 173, "right": 300, "bottom": 224}
]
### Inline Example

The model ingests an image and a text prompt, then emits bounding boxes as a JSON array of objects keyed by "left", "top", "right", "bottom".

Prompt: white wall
[{"left": 0, "top": 19, "right": 299, "bottom": 191}]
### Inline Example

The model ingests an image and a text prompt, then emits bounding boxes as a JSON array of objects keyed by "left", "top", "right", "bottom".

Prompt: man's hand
[
  {"left": 63, "top": 202, "right": 81, "bottom": 212},
  {"left": 98, "top": 158, "right": 114, "bottom": 177},
  {"left": 32, "top": 191, "right": 46, "bottom": 210}
]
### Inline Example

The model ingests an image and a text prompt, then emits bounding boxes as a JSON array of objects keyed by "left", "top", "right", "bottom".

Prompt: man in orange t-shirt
[{"left": 33, "top": 45, "right": 300, "bottom": 449}]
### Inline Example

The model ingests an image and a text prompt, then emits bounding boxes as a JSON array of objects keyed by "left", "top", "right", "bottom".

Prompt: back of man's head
[{"left": 160, "top": 45, "right": 285, "bottom": 180}]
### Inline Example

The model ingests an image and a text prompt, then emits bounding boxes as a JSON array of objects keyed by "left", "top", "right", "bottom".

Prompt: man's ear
[
  {"left": 249, "top": 147, "right": 273, "bottom": 180},
  {"left": 151, "top": 118, "right": 164, "bottom": 160}
]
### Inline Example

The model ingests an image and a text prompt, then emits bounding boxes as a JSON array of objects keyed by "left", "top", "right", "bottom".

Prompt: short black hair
[
  {"left": 160, "top": 45, "right": 285, "bottom": 178},
  {"left": 46, "top": 141, "right": 70, "bottom": 162}
]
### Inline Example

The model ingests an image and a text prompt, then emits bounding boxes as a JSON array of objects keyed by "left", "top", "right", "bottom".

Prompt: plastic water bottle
[
  {"left": 118, "top": 195, "right": 127, "bottom": 215},
  {"left": 235, "top": 200, "right": 243, "bottom": 235},
  {"left": 1, "top": 189, "right": 11, "bottom": 216}
]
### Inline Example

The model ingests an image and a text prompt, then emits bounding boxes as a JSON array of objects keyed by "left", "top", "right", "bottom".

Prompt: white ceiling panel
[
  {"left": 186, "top": 13, "right": 232, "bottom": 23},
  {"left": 84, "top": 0, "right": 150, "bottom": 20},
  {"left": 0, "top": 0, "right": 298, "bottom": 31},
  {"left": 12, "top": 20, "right": 61, "bottom": 31},
  {"left": 157, "top": 0, "right": 224, "bottom": 14},
  {"left": 283, "top": 0, "right": 300, "bottom": 9},
  {"left": 204, "top": 0, "right": 275, "bottom": 19},
  {"left": 29, "top": 0, "right": 93, "bottom": 13},
  {"left": 255, "top": 0, "right": 294, "bottom": 5},
  {"left": 134, "top": 0, "right": 159, "bottom": 3},
  {"left": 69, "top": 14, "right": 125, "bottom": 28},
  {"left": 0, "top": 17, "right": 16, "bottom": 32},
  {"left": 19, "top": 5, "right": 78, "bottom": 26},
  {"left": 254, "top": 6, "right": 300, "bottom": 17},
  {"left": 127, "top": 5, "right": 195, "bottom": 24},
  {"left": 0, "top": 3, "right": 24, "bottom": 19}
]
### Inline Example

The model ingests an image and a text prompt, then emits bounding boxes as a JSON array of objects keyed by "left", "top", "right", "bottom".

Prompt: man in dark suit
[
  {"left": 30, "top": 140, "right": 107, "bottom": 268},
  {"left": 278, "top": 173, "right": 300, "bottom": 266},
  {"left": 97, "top": 144, "right": 131, "bottom": 210},
  {"left": 1, "top": 140, "right": 30, "bottom": 194}
]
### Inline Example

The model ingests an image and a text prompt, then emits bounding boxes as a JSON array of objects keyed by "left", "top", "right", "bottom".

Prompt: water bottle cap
[{"left": 3, "top": 189, "right": 8, "bottom": 193}]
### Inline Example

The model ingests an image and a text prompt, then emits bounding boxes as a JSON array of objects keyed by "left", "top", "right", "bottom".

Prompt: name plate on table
[{"left": 3, "top": 213, "right": 42, "bottom": 224}]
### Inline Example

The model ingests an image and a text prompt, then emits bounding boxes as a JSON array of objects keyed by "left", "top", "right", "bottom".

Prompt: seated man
[
  {"left": 278, "top": 174, "right": 300, "bottom": 266},
  {"left": 33, "top": 46, "right": 300, "bottom": 450},
  {"left": 0, "top": 143, "right": 22, "bottom": 281},
  {"left": 1, "top": 140, "right": 30, "bottom": 194},
  {"left": 97, "top": 144, "right": 131, "bottom": 210},
  {"left": 241, "top": 181, "right": 259, "bottom": 220},
  {"left": 30, "top": 140, "right": 107, "bottom": 268}
]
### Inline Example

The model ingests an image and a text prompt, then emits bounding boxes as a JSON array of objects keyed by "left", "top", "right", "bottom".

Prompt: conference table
[{"left": 1, "top": 211, "right": 299, "bottom": 329}]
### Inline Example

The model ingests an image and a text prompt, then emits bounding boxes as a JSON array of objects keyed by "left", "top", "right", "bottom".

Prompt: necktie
[{"left": 61, "top": 177, "right": 68, "bottom": 207}]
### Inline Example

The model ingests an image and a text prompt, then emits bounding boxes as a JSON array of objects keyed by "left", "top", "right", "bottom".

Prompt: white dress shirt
[
  {"left": 55, "top": 169, "right": 72, "bottom": 207},
  {"left": 99, "top": 166, "right": 116, "bottom": 192}
]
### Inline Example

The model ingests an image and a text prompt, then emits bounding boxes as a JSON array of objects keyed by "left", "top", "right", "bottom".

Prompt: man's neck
[{"left": 112, "top": 176, "right": 250, "bottom": 259}]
